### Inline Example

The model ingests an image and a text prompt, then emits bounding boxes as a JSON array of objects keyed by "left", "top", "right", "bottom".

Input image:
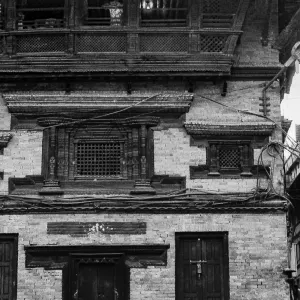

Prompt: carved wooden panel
[{"left": 47, "top": 222, "right": 147, "bottom": 235}]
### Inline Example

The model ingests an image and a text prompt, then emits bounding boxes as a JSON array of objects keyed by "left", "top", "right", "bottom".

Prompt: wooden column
[
  {"left": 126, "top": 116, "right": 160, "bottom": 195},
  {"left": 140, "top": 124, "right": 147, "bottom": 180},
  {"left": 37, "top": 117, "right": 71, "bottom": 195},
  {"left": 208, "top": 143, "right": 220, "bottom": 176},
  {"left": 240, "top": 145, "right": 253, "bottom": 177}
]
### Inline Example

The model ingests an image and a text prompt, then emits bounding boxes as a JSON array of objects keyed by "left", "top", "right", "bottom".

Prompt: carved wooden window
[
  {"left": 201, "top": 0, "right": 240, "bottom": 28},
  {"left": 74, "top": 141, "right": 124, "bottom": 178},
  {"left": 16, "top": 0, "right": 66, "bottom": 29},
  {"left": 78, "top": 0, "right": 124, "bottom": 26},
  {"left": 140, "top": 0, "right": 188, "bottom": 27},
  {"left": 208, "top": 141, "right": 252, "bottom": 176},
  {"left": 49, "top": 122, "right": 155, "bottom": 182},
  {"left": 0, "top": 234, "right": 18, "bottom": 300}
]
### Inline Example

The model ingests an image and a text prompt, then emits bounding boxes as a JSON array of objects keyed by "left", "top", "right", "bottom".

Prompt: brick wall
[
  {"left": 154, "top": 80, "right": 283, "bottom": 193},
  {"left": 0, "top": 131, "right": 43, "bottom": 195},
  {"left": 1, "top": 212, "right": 288, "bottom": 300}
]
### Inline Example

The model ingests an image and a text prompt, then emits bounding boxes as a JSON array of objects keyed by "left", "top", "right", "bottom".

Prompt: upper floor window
[
  {"left": 140, "top": 0, "right": 188, "bottom": 27},
  {"left": 79, "top": 0, "right": 124, "bottom": 26},
  {"left": 75, "top": 141, "right": 124, "bottom": 179},
  {"left": 16, "top": 0, "right": 66, "bottom": 30}
]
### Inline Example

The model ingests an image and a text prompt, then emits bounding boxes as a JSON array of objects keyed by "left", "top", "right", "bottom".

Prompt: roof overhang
[
  {"left": 4, "top": 92, "right": 194, "bottom": 117},
  {"left": 184, "top": 122, "right": 276, "bottom": 136}
]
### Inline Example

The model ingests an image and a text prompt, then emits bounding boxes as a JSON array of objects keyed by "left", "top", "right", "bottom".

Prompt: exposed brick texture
[
  {"left": 0, "top": 213, "right": 288, "bottom": 300},
  {"left": 0, "top": 131, "right": 43, "bottom": 195}
]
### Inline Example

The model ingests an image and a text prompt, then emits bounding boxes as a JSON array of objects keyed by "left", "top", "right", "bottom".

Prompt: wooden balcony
[{"left": 0, "top": 28, "right": 242, "bottom": 75}]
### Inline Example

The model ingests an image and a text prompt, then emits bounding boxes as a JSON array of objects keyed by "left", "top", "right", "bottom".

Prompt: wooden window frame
[
  {"left": 139, "top": 0, "right": 190, "bottom": 27},
  {"left": 75, "top": 0, "right": 128, "bottom": 28},
  {"left": 16, "top": 0, "right": 69, "bottom": 30},
  {"left": 208, "top": 141, "right": 253, "bottom": 176},
  {"left": 0, "top": 234, "right": 18, "bottom": 300},
  {"left": 73, "top": 139, "right": 127, "bottom": 180}
]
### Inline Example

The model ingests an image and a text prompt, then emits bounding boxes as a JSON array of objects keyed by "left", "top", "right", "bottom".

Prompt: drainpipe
[{"left": 260, "top": 41, "right": 300, "bottom": 116}]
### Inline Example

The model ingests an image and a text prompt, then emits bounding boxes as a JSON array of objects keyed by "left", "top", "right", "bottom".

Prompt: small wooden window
[
  {"left": 75, "top": 141, "right": 123, "bottom": 178},
  {"left": 16, "top": 0, "right": 66, "bottom": 29},
  {"left": 140, "top": 0, "right": 188, "bottom": 27},
  {"left": 219, "top": 147, "right": 241, "bottom": 171},
  {"left": 78, "top": 0, "right": 124, "bottom": 26},
  {"left": 0, "top": 234, "right": 18, "bottom": 300},
  {"left": 208, "top": 141, "right": 252, "bottom": 176}
]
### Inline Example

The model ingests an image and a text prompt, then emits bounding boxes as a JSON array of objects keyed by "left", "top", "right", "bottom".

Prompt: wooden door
[
  {"left": 176, "top": 233, "right": 229, "bottom": 300},
  {"left": 71, "top": 254, "right": 125, "bottom": 300},
  {"left": 0, "top": 235, "right": 18, "bottom": 300}
]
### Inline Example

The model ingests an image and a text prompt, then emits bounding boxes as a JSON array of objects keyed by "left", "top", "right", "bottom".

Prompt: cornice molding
[
  {"left": 25, "top": 244, "right": 170, "bottom": 270},
  {"left": 0, "top": 196, "right": 287, "bottom": 214},
  {"left": 184, "top": 122, "right": 276, "bottom": 136},
  {"left": 4, "top": 93, "right": 194, "bottom": 116}
]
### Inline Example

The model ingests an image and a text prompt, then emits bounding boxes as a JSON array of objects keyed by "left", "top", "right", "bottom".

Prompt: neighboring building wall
[
  {"left": 0, "top": 131, "right": 43, "bottom": 195},
  {"left": 1, "top": 213, "right": 288, "bottom": 300}
]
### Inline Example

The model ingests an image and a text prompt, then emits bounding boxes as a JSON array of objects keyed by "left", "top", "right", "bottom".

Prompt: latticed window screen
[
  {"left": 200, "top": 35, "right": 227, "bottom": 52},
  {"left": 140, "top": 0, "right": 188, "bottom": 27},
  {"left": 75, "top": 142, "right": 122, "bottom": 177},
  {"left": 140, "top": 33, "right": 188, "bottom": 52},
  {"left": 79, "top": 0, "right": 124, "bottom": 26},
  {"left": 16, "top": 34, "right": 66, "bottom": 53},
  {"left": 219, "top": 148, "right": 241, "bottom": 169},
  {"left": 77, "top": 33, "right": 126, "bottom": 53},
  {"left": 16, "top": 0, "right": 65, "bottom": 29}
]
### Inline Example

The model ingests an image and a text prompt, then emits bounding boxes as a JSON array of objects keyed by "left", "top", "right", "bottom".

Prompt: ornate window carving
[
  {"left": 140, "top": 0, "right": 188, "bottom": 27},
  {"left": 208, "top": 141, "right": 253, "bottom": 176},
  {"left": 16, "top": 0, "right": 66, "bottom": 29},
  {"left": 74, "top": 141, "right": 124, "bottom": 178},
  {"left": 38, "top": 117, "right": 159, "bottom": 192}
]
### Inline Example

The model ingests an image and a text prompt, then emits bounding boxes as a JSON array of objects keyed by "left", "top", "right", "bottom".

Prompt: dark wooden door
[
  {"left": 0, "top": 235, "right": 18, "bottom": 300},
  {"left": 176, "top": 233, "right": 229, "bottom": 300},
  {"left": 71, "top": 254, "right": 125, "bottom": 300}
]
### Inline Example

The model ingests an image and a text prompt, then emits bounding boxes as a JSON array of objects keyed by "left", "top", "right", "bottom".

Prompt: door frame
[
  {"left": 175, "top": 232, "right": 229, "bottom": 300},
  {"left": 69, "top": 253, "right": 127, "bottom": 300}
]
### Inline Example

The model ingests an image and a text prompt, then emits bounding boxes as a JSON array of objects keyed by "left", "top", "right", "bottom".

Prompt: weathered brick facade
[
  {"left": 0, "top": 213, "right": 288, "bottom": 300},
  {"left": 0, "top": 0, "right": 293, "bottom": 299}
]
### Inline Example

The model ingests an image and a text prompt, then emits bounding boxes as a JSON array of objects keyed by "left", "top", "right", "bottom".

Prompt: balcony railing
[{"left": 0, "top": 29, "right": 238, "bottom": 56}]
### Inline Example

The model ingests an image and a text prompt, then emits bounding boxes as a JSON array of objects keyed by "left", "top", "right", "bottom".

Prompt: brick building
[{"left": 0, "top": 0, "right": 294, "bottom": 299}]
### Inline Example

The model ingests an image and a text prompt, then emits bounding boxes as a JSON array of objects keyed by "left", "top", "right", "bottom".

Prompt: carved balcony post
[
  {"left": 140, "top": 124, "right": 147, "bottom": 180},
  {"left": 37, "top": 117, "right": 71, "bottom": 195},
  {"left": 240, "top": 145, "right": 253, "bottom": 177},
  {"left": 125, "top": 117, "right": 160, "bottom": 195},
  {"left": 208, "top": 143, "right": 220, "bottom": 176}
]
